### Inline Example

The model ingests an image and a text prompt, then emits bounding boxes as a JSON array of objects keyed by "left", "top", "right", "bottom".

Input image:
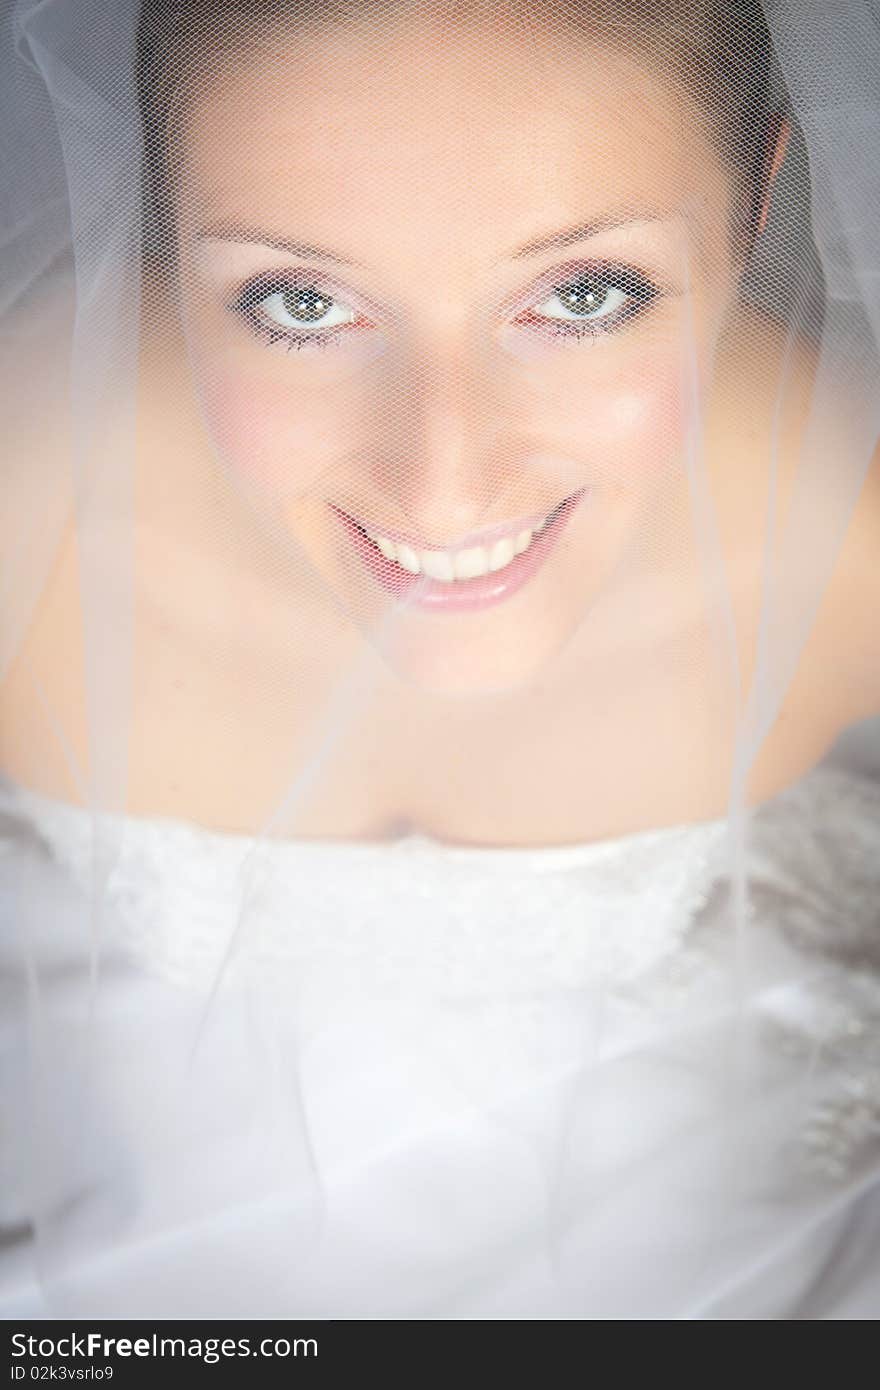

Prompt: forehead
[{"left": 178, "top": 14, "right": 730, "bottom": 274}]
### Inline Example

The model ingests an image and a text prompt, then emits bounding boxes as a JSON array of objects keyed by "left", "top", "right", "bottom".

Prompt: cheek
[
  {"left": 603, "top": 375, "right": 688, "bottom": 470},
  {"left": 194, "top": 366, "right": 358, "bottom": 497},
  {"left": 551, "top": 357, "right": 692, "bottom": 483},
  {"left": 595, "top": 361, "right": 689, "bottom": 475}
]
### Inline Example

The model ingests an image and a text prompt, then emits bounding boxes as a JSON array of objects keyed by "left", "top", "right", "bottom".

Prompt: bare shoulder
[
  {"left": 817, "top": 427, "right": 880, "bottom": 727},
  {"left": 723, "top": 301, "right": 880, "bottom": 751},
  {"left": 0, "top": 269, "right": 76, "bottom": 520},
  {"left": 0, "top": 272, "right": 82, "bottom": 795}
]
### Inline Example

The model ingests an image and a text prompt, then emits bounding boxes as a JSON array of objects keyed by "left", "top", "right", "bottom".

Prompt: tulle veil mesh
[{"left": 1, "top": 0, "right": 879, "bottom": 1317}]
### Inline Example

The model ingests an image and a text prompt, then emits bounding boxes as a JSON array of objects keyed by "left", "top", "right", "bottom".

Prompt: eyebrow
[
  {"left": 196, "top": 208, "right": 679, "bottom": 267},
  {"left": 197, "top": 224, "right": 362, "bottom": 266},
  {"left": 512, "top": 210, "right": 674, "bottom": 258}
]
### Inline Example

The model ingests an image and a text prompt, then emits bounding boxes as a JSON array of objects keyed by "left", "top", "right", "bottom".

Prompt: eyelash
[
  {"left": 518, "top": 265, "right": 661, "bottom": 342},
  {"left": 228, "top": 263, "right": 662, "bottom": 353},
  {"left": 229, "top": 275, "right": 358, "bottom": 352}
]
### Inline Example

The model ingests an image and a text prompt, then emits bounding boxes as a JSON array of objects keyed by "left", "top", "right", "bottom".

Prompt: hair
[{"left": 135, "top": 0, "right": 788, "bottom": 266}]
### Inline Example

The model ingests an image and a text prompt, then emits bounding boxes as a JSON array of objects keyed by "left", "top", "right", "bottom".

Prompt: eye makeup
[
  {"left": 222, "top": 256, "right": 668, "bottom": 355},
  {"left": 228, "top": 271, "right": 367, "bottom": 352},
  {"left": 513, "top": 261, "right": 663, "bottom": 344}
]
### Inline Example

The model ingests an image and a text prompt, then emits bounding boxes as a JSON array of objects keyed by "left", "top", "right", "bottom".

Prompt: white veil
[{"left": 1, "top": 0, "right": 879, "bottom": 1319}]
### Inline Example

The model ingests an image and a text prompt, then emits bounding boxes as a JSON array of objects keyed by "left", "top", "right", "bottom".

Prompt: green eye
[
  {"left": 232, "top": 274, "right": 358, "bottom": 346},
  {"left": 536, "top": 277, "right": 626, "bottom": 322},
  {"left": 524, "top": 265, "right": 660, "bottom": 339},
  {"left": 259, "top": 283, "right": 355, "bottom": 330}
]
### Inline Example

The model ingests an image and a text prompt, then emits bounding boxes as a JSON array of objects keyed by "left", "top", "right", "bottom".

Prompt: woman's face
[{"left": 175, "top": 12, "right": 740, "bottom": 693}]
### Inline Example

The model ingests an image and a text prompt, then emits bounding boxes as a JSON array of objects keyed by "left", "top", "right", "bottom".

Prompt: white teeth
[
  {"left": 420, "top": 549, "right": 455, "bottom": 581},
  {"left": 358, "top": 516, "right": 553, "bottom": 583},
  {"left": 454, "top": 546, "right": 489, "bottom": 580},
  {"left": 396, "top": 543, "right": 421, "bottom": 574},
  {"left": 488, "top": 537, "right": 515, "bottom": 572}
]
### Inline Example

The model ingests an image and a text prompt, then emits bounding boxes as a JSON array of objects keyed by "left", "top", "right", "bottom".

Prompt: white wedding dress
[{"left": 1, "top": 727, "right": 879, "bottom": 1320}]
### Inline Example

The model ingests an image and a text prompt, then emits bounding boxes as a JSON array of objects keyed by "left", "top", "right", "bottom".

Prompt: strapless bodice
[{"left": 1, "top": 758, "right": 879, "bottom": 1319}]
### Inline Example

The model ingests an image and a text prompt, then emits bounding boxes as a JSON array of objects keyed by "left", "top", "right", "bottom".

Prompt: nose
[{"left": 373, "top": 342, "right": 515, "bottom": 544}]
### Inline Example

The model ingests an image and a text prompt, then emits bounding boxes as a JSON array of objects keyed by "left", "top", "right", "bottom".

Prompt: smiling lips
[{"left": 330, "top": 488, "right": 588, "bottom": 612}]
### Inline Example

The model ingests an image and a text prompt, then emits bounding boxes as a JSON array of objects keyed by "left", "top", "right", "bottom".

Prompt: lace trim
[{"left": 0, "top": 774, "right": 726, "bottom": 993}]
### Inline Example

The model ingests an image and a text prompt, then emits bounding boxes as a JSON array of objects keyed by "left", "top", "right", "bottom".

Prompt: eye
[
  {"left": 526, "top": 266, "right": 659, "bottom": 336},
  {"left": 231, "top": 274, "right": 359, "bottom": 346},
  {"left": 536, "top": 278, "right": 627, "bottom": 323},
  {"left": 258, "top": 283, "right": 355, "bottom": 331}
]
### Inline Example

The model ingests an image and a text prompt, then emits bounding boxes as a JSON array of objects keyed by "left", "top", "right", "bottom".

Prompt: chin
[{"left": 366, "top": 603, "right": 582, "bottom": 698}]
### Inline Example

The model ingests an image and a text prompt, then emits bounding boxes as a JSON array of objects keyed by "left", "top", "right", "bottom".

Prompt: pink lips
[{"left": 330, "top": 489, "right": 588, "bottom": 612}]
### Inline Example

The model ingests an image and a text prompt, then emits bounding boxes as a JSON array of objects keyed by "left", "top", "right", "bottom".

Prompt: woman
[{"left": 0, "top": 0, "right": 879, "bottom": 1318}]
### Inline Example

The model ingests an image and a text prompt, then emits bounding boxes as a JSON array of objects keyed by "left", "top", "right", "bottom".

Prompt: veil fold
[{"left": 1, "top": 0, "right": 879, "bottom": 1318}]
